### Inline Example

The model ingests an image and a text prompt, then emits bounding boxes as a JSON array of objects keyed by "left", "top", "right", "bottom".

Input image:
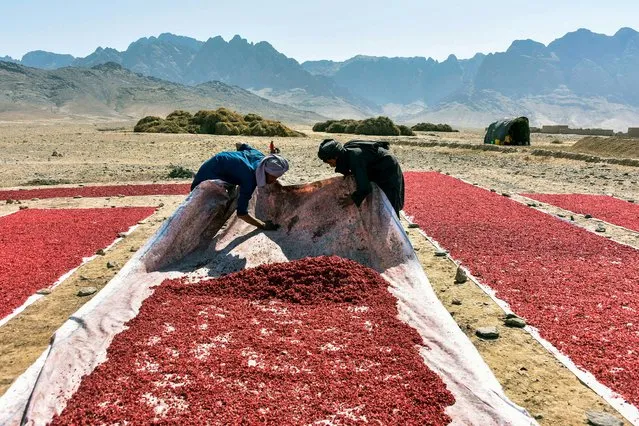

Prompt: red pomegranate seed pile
[
  {"left": 0, "top": 183, "right": 190, "bottom": 201},
  {"left": 523, "top": 193, "right": 639, "bottom": 233},
  {"left": 0, "top": 207, "right": 155, "bottom": 319},
  {"left": 52, "top": 256, "right": 455, "bottom": 425},
  {"left": 404, "top": 172, "right": 639, "bottom": 406}
]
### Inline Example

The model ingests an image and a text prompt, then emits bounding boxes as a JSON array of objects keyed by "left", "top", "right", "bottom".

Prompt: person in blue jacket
[{"left": 191, "top": 143, "right": 289, "bottom": 230}]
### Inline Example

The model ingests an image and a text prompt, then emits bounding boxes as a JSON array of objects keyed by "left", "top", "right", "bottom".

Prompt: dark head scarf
[{"left": 317, "top": 139, "right": 343, "bottom": 161}]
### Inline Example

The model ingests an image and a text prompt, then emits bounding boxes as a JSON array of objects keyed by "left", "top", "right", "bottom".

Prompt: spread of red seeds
[
  {"left": 0, "top": 183, "right": 190, "bottom": 201},
  {"left": 404, "top": 172, "right": 639, "bottom": 407},
  {"left": 523, "top": 193, "right": 639, "bottom": 233},
  {"left": 52, "top": 256, "right": 454, "bottom": 425},
  {"left": 0, "top": 207, "right": 156, "bottom": 320}
]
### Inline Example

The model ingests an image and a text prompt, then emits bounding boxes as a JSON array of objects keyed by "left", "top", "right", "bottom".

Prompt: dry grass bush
[
  {"left": 134, "top": 108, "right": 303, "bottom": 137},
  {"left": 411, "top": 122, "right": 457, "bottom": 132},
  {"left": 313, "top": 116, "right": 414, "bottom": 136}
]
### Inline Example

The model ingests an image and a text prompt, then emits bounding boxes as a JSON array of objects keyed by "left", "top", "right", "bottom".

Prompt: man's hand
[
  {"left": 262, "top": 220, "right": 281, "bottom": 231},
  {"left": 338, "top": 194, "right": 355, "bottom": 208}
]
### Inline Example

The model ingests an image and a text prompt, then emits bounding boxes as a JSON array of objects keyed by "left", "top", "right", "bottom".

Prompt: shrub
[
  {"left": 215, "top": 121, "right": 241, "bottom": 135},
  {"left": 398, "top": 125, "right": 415, "bottom": 136},
  {"left": 244, "top": 113, "right": 263, "bottom": 122},
  {"left": 411, "top": 122, "right": 456, "bottom": 132},
  {"left": 355, "top": 117, "right": 400, "bottom": 136},
  {"left": 25, "top": 178, "right": 71, "bottom": 186},
  {"left": 314, "top": 117, "right": 411, "bottom": 136},
  {"left": 168, "top": 165, "right": 194, "bottom": 179},
  {"left": 134, "top": 108, "right": 303, "bottom": 137},
  {"left": 133, "top": 116, "right": 164, "bottom": 132}
]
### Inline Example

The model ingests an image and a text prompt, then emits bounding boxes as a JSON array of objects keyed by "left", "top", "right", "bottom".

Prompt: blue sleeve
[{"left": 236, "top": 178, "right": 256, "bottom": 216}]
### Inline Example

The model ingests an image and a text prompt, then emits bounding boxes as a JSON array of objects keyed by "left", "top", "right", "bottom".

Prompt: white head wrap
[{"left": 255, "top": 154, "right": 289, "bottom": 187}]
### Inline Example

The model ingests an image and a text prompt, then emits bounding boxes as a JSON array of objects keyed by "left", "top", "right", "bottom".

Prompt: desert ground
[{"left": 0, "top": 121, "right": 637, "bottom": 425}]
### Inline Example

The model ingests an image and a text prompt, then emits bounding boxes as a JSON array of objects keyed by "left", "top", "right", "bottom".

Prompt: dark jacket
[{"left": 335, "top": 140, "right": 404, "bottom": 215}]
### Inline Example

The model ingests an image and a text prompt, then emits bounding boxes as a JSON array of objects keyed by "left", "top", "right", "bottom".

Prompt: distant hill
[
  {"left": 0, "top": 61, "right": 324, "bottom": 124},
  {"left": 21, "top": 50, "right": 75, "bottom": 69},
  {"left": 4, "top": 27, "right": 639, "bottom": 129}
]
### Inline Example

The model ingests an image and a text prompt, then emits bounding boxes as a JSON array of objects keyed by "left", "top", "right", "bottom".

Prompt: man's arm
[
  {"left": 348, "top": 149, "right": 372, "bottom": 206},
  {"left": 238, "top": 213, "right": 266, "bottom": 229},
  {"left": 236, "top": 180, "right": 279, "bottom": 230}
]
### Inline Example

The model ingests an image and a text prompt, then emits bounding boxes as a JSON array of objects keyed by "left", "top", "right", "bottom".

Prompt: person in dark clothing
[
  {"left": 191, "top": 143, "right": 289, "bottom": 230},
  {"left": 317, "top": 139, "right": 404, "bottom": 216}
]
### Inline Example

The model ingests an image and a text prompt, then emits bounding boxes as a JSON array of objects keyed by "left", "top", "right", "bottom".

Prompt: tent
[{"left": 484, "top": 117, "right": 530, "bottom": 146}]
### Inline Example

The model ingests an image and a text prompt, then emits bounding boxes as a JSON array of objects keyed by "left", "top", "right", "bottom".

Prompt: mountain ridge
[
  {"left": 3, "top": 27, "right": 639, "bottom": 129},
  {"left": 0, "top": 60, "right": 325, "bottom": 124}
]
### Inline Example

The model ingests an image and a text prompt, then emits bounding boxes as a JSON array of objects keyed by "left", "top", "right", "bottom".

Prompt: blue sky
[{"left": 1, "top": 0, "right": 637, "bottom": 62}]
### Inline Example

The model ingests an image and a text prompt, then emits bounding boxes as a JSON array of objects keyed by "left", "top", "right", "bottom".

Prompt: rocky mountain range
[
  {"left": 0, "top": 61, "right": 323, "bottom": 124},
  {"left": 3, "top": 27, "right": 639, "bottom": 129}
]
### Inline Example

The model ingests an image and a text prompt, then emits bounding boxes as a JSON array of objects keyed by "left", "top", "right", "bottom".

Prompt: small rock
[
  {"left": 79, "top": 275, "right": 89, "bottom": 281},
  {"left": 137, "top": 220, "right": 146, "bottom": 225},
  {"left": 106, "top": 261, "right": 119, "bottom": 269},
  {"left": 96, "top": 249, "right": 106, "bottom": 256},
  {"left": 595, "top": 224, "right": 606, "bottom": 233},
  {"left": 77, "top": 287, "right": 97, "bottom": 297},
  {"left": 117, "top": 194, "right": 125, "bottom": 198},
  {"left": 476, "top": 326, "right": 499, "bottom": 340},
  {"left": 130, "top": 246, "right": 139, "bottom": 252},
  {"left": 157, "top": 202, "right": 165, "bottom": 208},
  {"left": 570, "top": 215, "right": 575, "bottom": 221},
  {"left": 19, "top": 205, "right": 28, "bottom": 210},
  {"left": 584, "top": 214, "right": 593, "bottom": 219},
  {"left": 534, "top": 414, "right": 544, "bottom": 420},
  {"left": 490, "top": 189, "right": 496, "bottom": 193},
  {"left": 557, "top": 213, "right": 566, "bottom": 218},
  {"left": 407, "top": 223, "right": 420, "bottom": 229},
  {"left": 504, "top": 317, "right": 527, "bottom": 328},
  {"left": 452, "top": 298, "right": 462, "bottom": 306},
  {"left": 6, "top": 199, "right": 14, "bottom": 204},
  {"left": 31, "top": 198, "right": 39, "bottom": 201},
  {"left": 117, "top": 232, "right": 127, "bottom": 238},
  {"left": 505, "top": 313, "right": 519, "bottom": 319},
  {"left": 73, "top": 195, "right": 83, "bottom": 199},
  {"left": 36, "top": 288, "right": 52, "bottom": 295},
  {"left": 526, "top": 202, "right": 536, "bottom": 207},
  {"left": 434, "top": 250, "right": 448, "bottom": 257},
  {"left": 454, "top": 266, "right": 468, "bottom": 284},
  {"left": 586, "top": 411, "right": 623, "bottom": 426},
  {"left": 627, "top": 199, "right": 635, "bottom": 203},
  {"left": 501, "top": 192, "right": 511, "bottom": 197}
]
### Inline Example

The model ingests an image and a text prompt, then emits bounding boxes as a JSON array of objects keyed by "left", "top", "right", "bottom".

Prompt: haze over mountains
[{"left": 2, "top": 28, "right": 639, "bottom": 129}]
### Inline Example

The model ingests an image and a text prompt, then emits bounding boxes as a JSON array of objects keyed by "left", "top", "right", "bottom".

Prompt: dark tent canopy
[{"left": 484, "top": 117, "right": 530, "bottom": 146}]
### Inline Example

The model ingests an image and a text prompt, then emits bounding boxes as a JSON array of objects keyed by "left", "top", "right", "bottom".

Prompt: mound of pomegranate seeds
[
  {"left": 0, "top": 183, "right": 190, "bottom": 201},
  {"left": 52, "top": 256, "right": 454, "bottom": 425},
  {"left": 0, "top": 207, "right": 155, "bottom": 320},
  {"left": 524, "top": 193, "right": 639, "bottom": 233},
  {"left": 405, "top": 172, "right": 639, "bottom": 406}
]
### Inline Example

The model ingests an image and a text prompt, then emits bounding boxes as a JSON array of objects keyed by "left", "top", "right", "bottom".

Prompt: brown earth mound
[{"left": 571, "top": 136, "right": 639, "bottom": 159}]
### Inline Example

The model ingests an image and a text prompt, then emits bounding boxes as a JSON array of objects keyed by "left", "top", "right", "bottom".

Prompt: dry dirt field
[{"left": 1, "top": 121, "right": 638, "bottom": 425}]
